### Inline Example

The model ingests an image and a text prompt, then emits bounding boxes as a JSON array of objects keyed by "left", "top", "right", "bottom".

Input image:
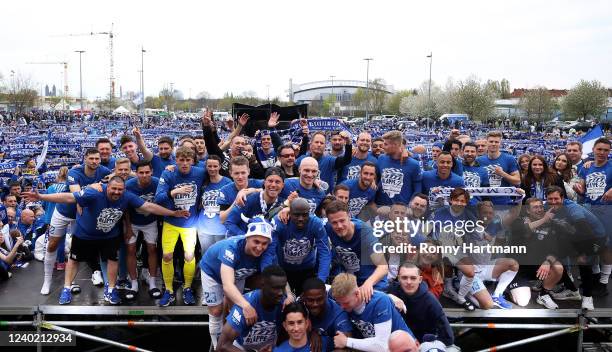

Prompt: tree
[
  {"left": 519, "top": 87, "right": 556, "bottom": 121},
  {"left": 500, "top": 79, "right": 511, "bottom": 99},
  {"left": 399, "top": 81, "right": 451, "bottom": 119},
  {"left": 351, "top": 78, "right": 390, "bottom": 116},
  {"left": 451, "top": 76, "right": 495, "bottom": 121},
  {"left": 159, "top": 87, "right": 176, "bottom": 111},
  {"left": 386, "top": 90, "right": 413, "bottom": 115},
  {"left": 321, "top": 94, "right": 336, "bottom": 116},
  {"left": 3, "top": 72, "right": 39, "bottom": 113},
  {"left": 562, "top": 80, "right": 608, "bottom": 120}
]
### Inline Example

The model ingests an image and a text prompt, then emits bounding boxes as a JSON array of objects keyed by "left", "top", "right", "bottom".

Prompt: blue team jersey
[
  {"left": 125, "top": 177, "right": 159, "bottom": 225},
  {"left": 308, "top": 296, "right": 352, "bottom": 352},
  {"left": 280, "top": 178, "right": 326, "bottom": 215},
  {"left": 341, "top": 179, "right": 376, "bottom": 218},
  {"left": 462, "top": 164, "right": 490, "bottom": 188},
  {"left": 579, "top": 161, "right": 612, "bottom": 205},
  {"left": 0, "top": 204, "right": 7, "bottom": 226},
  {"left": 375, "top": 154, "right": 423, "bottom": 206},
  {"left": 338, "top": 153, "right": 377, "bottom": 183},
  {"left": 155, "top": 167, "right": 207, "bottom": 228},
  {"left": 56, "top": 165, "right": 112, "bottom": 219},
  {"left": 100, "top": 156, "right": 116, "bottom": 170},
  {"left": 421, "top": 170, "right": 465, "bottom": 197},
  {"left": 228, "top": 290, "right": 284, "bottom": 351},
  {"left": 263, "top": 215, "right": 331, "bottom": 281},
  {"left": 217, "top": 179, "right": 264, "bottom": 207},
  {"left": 151, "top": 154, "right": 176, "bottom": 178},
  {"left": 346, "top": 291, "right": 412, "bottom": 339},
  {"left": 72, "top": 186, "right": 145, "bottom": 240},
  {"left": 197, "top": 176, "right": 233, "bottom": 237},
  {"left": 42, "top": 183, "right": 65, "bottom": 224},
  {"left": 477, "top": 153, "right": 519, "bottom": 204},
  {"left": 273, "top": 340, "right": 311, "bottom": 352},
  {"left": 225, "top": 191, "right": 285, "bottom": 237},
  {"left": 199, "top": 235, "right": 271, "bottom": 284},
  {"left": 297, "top": 153, "right": 338, "bottom": 194},
  {"left": 326, "top": 219, "right": 387, "bottom": 289}
]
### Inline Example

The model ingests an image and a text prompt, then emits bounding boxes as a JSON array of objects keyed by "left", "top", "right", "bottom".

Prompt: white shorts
[
  {"left": 474, "top": 260, "right": 498, "bottom": 282},
  {"left": 128, "top": 222, "right": 158, "bottom": 245},
  {"left": 201, "top": 271, "right": 245, "bottom": 307},
  {"left": 49, "top": 210, "right": 75, "bottom": 238}
]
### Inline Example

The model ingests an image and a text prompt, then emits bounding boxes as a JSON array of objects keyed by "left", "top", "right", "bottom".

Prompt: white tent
[{"left": 113, "top": 106, "right": 130, "bottom": 114}]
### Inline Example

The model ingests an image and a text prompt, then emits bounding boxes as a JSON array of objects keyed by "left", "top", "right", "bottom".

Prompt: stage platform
[{"left": 3, "top": 261, "right": 612, "bottom": 351}]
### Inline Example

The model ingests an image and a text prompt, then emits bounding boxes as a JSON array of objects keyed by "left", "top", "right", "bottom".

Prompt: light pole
[
  {"left": 141, "top": 47, "right": 146, "bottom": 121},
  {"left": 266, "top": 85, "right": 270, "bottom": 104},
  {"left": 330, "top": 75, "right": 335, "bottom": 116},
  {"left": 363, "top": 58, "right": 373, "bottom": 121},
  {"left": 75, "top": 50, "right": 85, "bottom": 116},
  {"left": 427, "top": 52, "right": 432, "bottom": 129}
]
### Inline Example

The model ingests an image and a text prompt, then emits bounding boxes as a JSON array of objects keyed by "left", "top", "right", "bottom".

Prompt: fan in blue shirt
[
  {"left": 422, "top": 152, "right": 465, "bottom": 206},
  {"left": 296, "top": 131, "right": 352, "bottom": 194},
  {"left": 280, "top": 158, "right": 327, "bottom": 215},
  {"left": 225, "top": 168, "right": 286, "bottom": 237},
  {"left": 375, "top": 131, "right": 422, "bottom": 206},
  {"left": 262, "top": 198, "right": 331, "bottom": 287},
  {"left": 196, "top": 156, "right": 233, "bottom": 246},
  {"left": 341, "top": 162, "right": 377, "bottom": 218},
  {"left": 218, "top": 265, "right": 289, "bottom": 352},
  {"left": 476, "top": 134, "right": 521, "bottom": 204},
  {"left": 325, "top": 201, "right": 388, "bottom": 295},
  {"left": 330, "top": 273, "right": 413, "bottom": 352}
]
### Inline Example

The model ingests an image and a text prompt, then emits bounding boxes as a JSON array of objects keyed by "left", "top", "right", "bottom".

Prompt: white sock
[
  {"left": 130, "top": 279, "right": 139, "bottom": 292},
  {"left": 600, "top": 265, "right": 612, "bottom": 284},
  {"left": 494, "top": 270, "right": 518, "bottom": 297},
  {"left": 108, "top": 286, "right": 115, "bottom": 291},
  {"left": 148, "top": 275, "right": 157, "bottom": 289},
  {"left": 458, "top": 276, "right": 473, "bottom": 302},
  {"left": 209, "top": 314, "right": 223, "bottom": 349},
  {"left": 41, "top": 249, "right": 57, "bottom": 295}
]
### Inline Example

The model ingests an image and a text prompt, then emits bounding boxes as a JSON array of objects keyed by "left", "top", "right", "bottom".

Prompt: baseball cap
[{"left": 245, "top": 217, "right": 273, "bottom": 241}]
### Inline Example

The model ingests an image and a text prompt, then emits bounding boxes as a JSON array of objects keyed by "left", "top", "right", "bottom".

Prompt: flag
[
  {"left": 36, "top": 132, "right": 51, "bottom": 170},
  {"left": 579, "top": 124, "right": 604, "bottom": 159},
  {"left": 133, "top": 93, "right": 144, "bottom": 107}
]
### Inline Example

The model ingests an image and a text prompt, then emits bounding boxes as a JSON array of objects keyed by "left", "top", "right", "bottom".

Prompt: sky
[{"left": 1, "top": 0, "right": 611, "bottom": 101}]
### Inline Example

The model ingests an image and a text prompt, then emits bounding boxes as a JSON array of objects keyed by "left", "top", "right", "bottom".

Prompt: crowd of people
[{"left": 0, "top": 109, "right": 611, "bottom": 352}]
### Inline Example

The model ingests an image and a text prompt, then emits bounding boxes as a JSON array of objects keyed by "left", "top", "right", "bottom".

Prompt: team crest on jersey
[
  {"left": 96, "top": 208, "right": 124, "bottom": 233},
  {"left": 223, "top": 249, "right": 235, "bottom": 263},
  {"left": 335, "top": 246, "right": 360, "bottom": 272},
  {"left": 586, "top": 172, "right": 607, "bottom": 201},
  {"left": 174, "top": 182, "right": 197, "bottom": 210},
  {"left": 381, "top": 168, "right": 404, "bottom": 198},
  {"left": 283, "top": 238, "right": 312, "bottom": 264},
  {"left": 202, "top": 190, "right": 222, "bottom": 216},
  {"left": 234, "top": 268, "right": 257, "bottom": 280},
  {"left": 484, "top": 165, "right": 502, "bottom": 187},
  {"left": 463, "top": 171, "right": 481, "bottom": 188},
  {"left": 347, "top": 165, "right": 362, "bottom": 180},
  {"left": 349, "top": 197, "right": 369, "bottom": 217},
  {"left": 352, "top": 319, "right": 375, "bottom": 338},
  {"left": 243, "top": 321, "right": 277, "bottom": 350}
]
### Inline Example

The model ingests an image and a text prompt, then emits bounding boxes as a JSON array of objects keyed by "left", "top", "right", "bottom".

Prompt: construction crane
[
  {"left": 26, "top": 61, "right": 69, "bottom": 110},
  {"left": 52, "top": 23, "right": 115, "bottom": 109}
]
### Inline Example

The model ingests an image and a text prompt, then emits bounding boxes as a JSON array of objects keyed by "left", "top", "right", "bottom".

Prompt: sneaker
[
  {"left": 536, "top": 294, "right": 559, "bottom": 309},
  {"left": 56, "top": 262, "right": 66, "bottom": 271},
  {"left": 148, "top": 288, "right": 161, "bottom": 299},
  {"left": 551, "top": 289, "right": 582, "bottom": 301},
  {"left": 106, "top": 287, "right": 121, "bottom": 305},
  {"left": 59, "top": 287, "right": 72, "bottom": 305},
  {"left": 582, "top": 296, "right": 594, "bottom": 311},
  {"left": 159, "top": 290, "right": 176, "bottom": 307},
  {"left": 70, "top": 283, "right": 81, "bottom": 294},
  {"left": 182, "top": 288, "right": 196, "bottom": 305},
  {"left": 117, "top": 278, "right": 130, "bottom": 290},
  {"left": 91, "top": 270, "right": 104, "bottom": 287},
  {"left": 124, "top": 289, "right": 137, "bottom": 301},
  {"left": 461, "top": 300, "right": 476, "bottom": 311},
  {"left": 41, "top": 279, "right": 52, "bottom": 295},
  {"left": 492, "top": 295, "right": 513, "bottom": 309},
  {"left": 592, "top": 282, "right": 609, "bottom": 297}
]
